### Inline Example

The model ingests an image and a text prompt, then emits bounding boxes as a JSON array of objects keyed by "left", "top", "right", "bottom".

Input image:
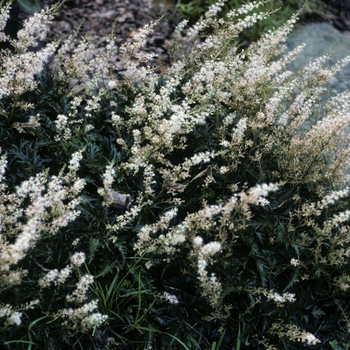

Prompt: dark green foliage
[
  {"left": 1, "top": 64, "right": 348, "bottom": 350},
  {"left": 2, "top": 2, "right": 350, "bottom": 349},
  {"left": 175, "top": 0, "right": 323, "bottom": 43},
  {"left": 0, "top": 67, "right": 157, "bottom": 349}
]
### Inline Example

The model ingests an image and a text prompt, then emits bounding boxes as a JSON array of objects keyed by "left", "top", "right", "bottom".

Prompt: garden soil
[{"left": 9, "top": 1, "right": 350, "bottom": 92}]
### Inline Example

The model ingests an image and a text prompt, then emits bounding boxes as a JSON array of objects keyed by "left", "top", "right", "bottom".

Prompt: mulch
[
  {"left": 3, "top": 0, "right": 350, "bottom": 74},
  {"left": 42, "top": 0, "right": 350, "bottom": 74},
  {"left": 42, "top": 0, "right": 350, "bottom": 46},
  {"left": 3, "top": 0, "right": 181, "bottom": 74},
  {"left": 42, "top": 0, "right": 181, "bottom": 74},
  {"left": 44, "top": 0, "right": 180, "bottom": 50}
]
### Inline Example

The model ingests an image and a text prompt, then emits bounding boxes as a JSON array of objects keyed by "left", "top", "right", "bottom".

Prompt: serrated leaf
[
  {"left": 88, "top": 238, "right": 101, "bottom": 263},
  {"left": 311, "top": 306, "right": 326, "bottom": 318},
  {"left": 169, "top": 165, "right": 216, "bottom": 193}
]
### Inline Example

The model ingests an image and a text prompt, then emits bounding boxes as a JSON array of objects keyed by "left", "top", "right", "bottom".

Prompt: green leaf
[
  {"left": 88, "top": 238, "right": 101, "bottom": 263},
  {"left": 17, "top": 0, "right": 44, "bottom": 13},
  {"left": 4, "top": 340, "right": 36, "bottom": 345},
  {"left": 311, "top": 306, "right": 326, "bottom": 318},
  {"left": 137, "top": 325, "right": 191, "bottom": 350}
]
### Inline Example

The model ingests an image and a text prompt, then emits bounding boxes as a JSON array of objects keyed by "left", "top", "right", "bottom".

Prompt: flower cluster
[
  {"left": 66, "top": 274, "right": 94, "bottom": 303},
  {"left": 61, "top": 300, "right": 108, "bottom": 332},
  {"left": 0, "top": 300, "right": 38, "bottom": 327},
  {"left": 54, "top": 114, "right": 71, "bottom": 141},
  {"left": 0, "top": 5, "right": 58, "bottom": 100},
  {"left": 162, "top": 291, "right": 179, "bottom": 305},
  {"left": 98, "top": 163, "right": 117, "bottom": 205},
  {"left": 267, "top": 291, "right": 296, "bottom": 305},
  {"left": 0, "top": 305, "right": 22, "bottom": 327},
  {"left": 269, "top": 323, "right": 320, "bottom": 346},
  {"left": 0, "top": 148, "right": 85, "bottom": 327},
  {"left": 195, "top": 241, "right": 224, "bottom": 318},
  {"left": 134, "top": 208, "right": 181, "bottom": 256},
  {"left": 38, "top": 252, "right": 86, "bottom": 288}
]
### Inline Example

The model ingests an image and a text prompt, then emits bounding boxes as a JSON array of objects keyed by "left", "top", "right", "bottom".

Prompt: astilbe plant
[{"left": 2, "top": 0, "right": 350, "bottom": 349}]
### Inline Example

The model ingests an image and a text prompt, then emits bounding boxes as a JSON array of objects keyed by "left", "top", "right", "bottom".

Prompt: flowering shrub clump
[{"left": 2, "top": 1, "right": 350, "bottom": 349}]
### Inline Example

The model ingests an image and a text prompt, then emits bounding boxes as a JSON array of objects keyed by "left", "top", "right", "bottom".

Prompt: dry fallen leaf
[
  {"left": 168, "top": 182, "right": 188, "bottom": 193},
  {"left": 105, "top": 190, "right": 133, "bottom": 210},
  {"left": 190, "top": 165, "right": 216, "bottom": 184},
  {"left": 168, "top": 166, "right": 216, "bottom": 193}
]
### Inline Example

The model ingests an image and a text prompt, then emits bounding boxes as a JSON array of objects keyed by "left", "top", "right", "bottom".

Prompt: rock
[
  {"left": 286, "top": 22, "right": 350, "bottom": 95},
  {"left": 286, "top": 21, "right": 350, "bottom": 175}
]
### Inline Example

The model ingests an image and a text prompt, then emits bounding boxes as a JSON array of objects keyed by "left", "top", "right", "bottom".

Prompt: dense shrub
[{"left": 2, "top": 1, "right": 350, "bottom": 349}]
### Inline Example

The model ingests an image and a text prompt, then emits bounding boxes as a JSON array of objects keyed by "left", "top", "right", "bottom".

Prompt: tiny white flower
[
  {"left": 6, "top": 311, "right": 22, "bottom": 326},
  {"left": 200, "top": 241, "right": 222, "bottom": 257},
  {"left": 290, "top": 258, "right": 301, "bottom": 267},
  {"left": 107, "top": 80, "right": 116, "bottom": 89},
  {"left": 70, "top": 252, "right": 86, "bottom": 267},
  {"left": 193, "top": 236, "right": 203, "bottom": 247},
  {"left": 162, "top": 291, "right": 179, "bottom": 305},
  {"left": 301, "top": 332, "right": 319, "bottom": 345}
]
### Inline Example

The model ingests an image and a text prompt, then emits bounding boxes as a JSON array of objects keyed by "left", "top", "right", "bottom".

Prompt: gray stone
[
  {"left": 286, "top": 23, "right": 350, "bottom": 175},
  {"left": 286, "top": 22, "right": 350, "bottom": 95}
]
